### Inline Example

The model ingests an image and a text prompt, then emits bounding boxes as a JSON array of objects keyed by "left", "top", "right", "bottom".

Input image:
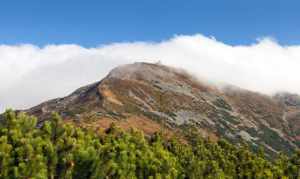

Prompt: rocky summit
[{"left": 26, "top": 62, "right": 300, "bottom": 156}]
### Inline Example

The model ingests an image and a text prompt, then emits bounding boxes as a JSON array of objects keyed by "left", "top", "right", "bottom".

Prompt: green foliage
[
  {"left": 213, "top": 98, "right": 232, "bottom": 111},
  {"left": 0, "top": 110, "right": 300, "bottom": 178}
]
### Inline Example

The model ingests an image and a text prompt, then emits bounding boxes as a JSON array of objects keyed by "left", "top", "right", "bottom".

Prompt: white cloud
[{"left": 1, "top": 34, "right": 300, "bottom": 112}]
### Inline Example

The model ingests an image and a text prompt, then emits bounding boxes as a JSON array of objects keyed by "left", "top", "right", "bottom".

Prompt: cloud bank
[{"left": 1, "top": 34, "right": 300, "bottom": 112}]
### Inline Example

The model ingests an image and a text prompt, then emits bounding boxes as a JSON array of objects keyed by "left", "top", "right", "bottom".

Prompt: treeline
[{"left": 0, "top": 110, "right": 300, "bottom": 178}]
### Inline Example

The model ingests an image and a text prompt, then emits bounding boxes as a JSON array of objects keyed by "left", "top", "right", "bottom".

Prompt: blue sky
[
  {"left": 1, "top": 0, "right": 300, "bottom": 111},
  {"left": 0, "top": 0, "right": 299, "bottom": 46}
]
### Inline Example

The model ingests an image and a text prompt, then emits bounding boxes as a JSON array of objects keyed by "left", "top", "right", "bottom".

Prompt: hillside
[{"left": 25, "top": 62, "right": 300, "bottom": 156}]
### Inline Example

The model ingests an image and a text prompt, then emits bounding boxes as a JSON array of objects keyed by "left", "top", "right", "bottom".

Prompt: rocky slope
[{"left": 25, "top": 62, "right": 300, "bottom": 156}]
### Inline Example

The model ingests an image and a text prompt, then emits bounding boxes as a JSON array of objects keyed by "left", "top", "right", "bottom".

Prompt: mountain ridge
[{"left": 24, "top": 62, "right": 300, "bottom": 156}]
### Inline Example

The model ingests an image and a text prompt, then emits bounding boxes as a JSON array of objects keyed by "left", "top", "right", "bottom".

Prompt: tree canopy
[{"left": 0, "top": 110, "right": 299, "bottom": 178}]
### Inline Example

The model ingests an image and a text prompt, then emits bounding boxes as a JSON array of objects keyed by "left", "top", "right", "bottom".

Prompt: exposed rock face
[
  {"left": 274, "top": 92, "right": 300, "bottom": 107},
  {"left": 26, "top": 62, "right": 300, "bottom": 155},
  {"left": 274, "top": 93, "right": 300, "bottom": 144}
]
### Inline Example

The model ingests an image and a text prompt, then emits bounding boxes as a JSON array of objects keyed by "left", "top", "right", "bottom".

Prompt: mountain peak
[
  {"left": 25, "top": 62, "right": 300, "bottom": 156},
  {"left": 107, "top": 62, "right": 183, "bottom": 82}
]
